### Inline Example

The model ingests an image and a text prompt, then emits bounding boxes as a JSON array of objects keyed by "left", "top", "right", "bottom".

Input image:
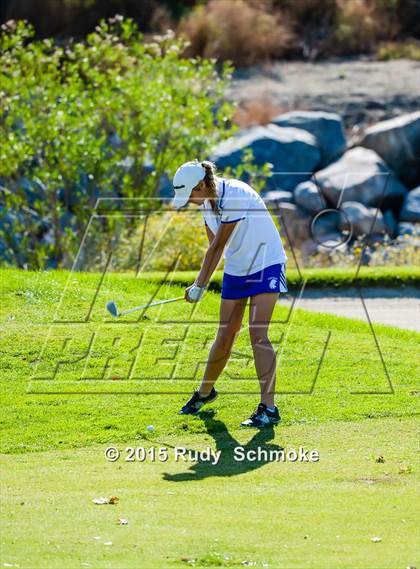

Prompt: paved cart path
[{"left": 281, "top": 287, "right": 420, "bottom": 332}]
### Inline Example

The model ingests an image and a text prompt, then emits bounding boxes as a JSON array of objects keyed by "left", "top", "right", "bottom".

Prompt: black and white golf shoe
[
  {"left": 179, "top": 388, "right": 218, "bottom": 415},
  {"left": 240, "top": 403, "right": 280, "bottom": 428}
]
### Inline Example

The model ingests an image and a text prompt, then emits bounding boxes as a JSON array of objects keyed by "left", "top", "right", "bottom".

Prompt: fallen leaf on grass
[
  {"left": 118, "top": 518, "right": 128, "bottom": 525},
  {"left": 92, "top": 496, "right": 119, "bottom": 505},
  {"left": 371, "top": 536, "right": 382, "bottom": 542},
  {"left": 180, "top": 557, "right": 196, "bottom": 565},
  {"left": 375, "top": 455, "right": 385, "bottom": 463},
  {"left": 104, "top": 541, "right": 113, "bottom": 546},
  {"left": 92, "top": 497, "right": 108, "bottom": 505}
]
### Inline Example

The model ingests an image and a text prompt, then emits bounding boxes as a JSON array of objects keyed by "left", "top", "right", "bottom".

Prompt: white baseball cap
[{"left": 172, "top": 160, "right": 206, "bottom": 209}]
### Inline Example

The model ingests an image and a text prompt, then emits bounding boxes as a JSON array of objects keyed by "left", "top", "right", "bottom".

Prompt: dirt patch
[{"left": 229, "top": 58, "right": 419, "bottom": 129}]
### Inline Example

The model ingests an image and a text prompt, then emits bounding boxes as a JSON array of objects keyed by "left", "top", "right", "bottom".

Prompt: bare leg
[
  {"left": 199, "top": 297, "right": 247, "bottom": 397},
  {"left": 249, "top": 293, "right": 279, "bottom": 407}
]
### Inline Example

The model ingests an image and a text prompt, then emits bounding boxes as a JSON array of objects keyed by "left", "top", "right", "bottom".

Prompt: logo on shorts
[{"left": 268, "top": 277, "right": 278, "bottom": 290}]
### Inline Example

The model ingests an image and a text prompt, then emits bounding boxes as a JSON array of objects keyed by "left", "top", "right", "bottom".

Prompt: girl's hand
[
  {"left": 185, "top": 283, "right": 206, "bottom": 303},
  {"left": 184, "top": 285, "right": 194, "bottom": 303}
]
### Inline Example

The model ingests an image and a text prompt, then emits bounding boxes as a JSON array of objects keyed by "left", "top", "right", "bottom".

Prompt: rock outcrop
[
  {"left": 357, "top": 111, "right": 420, "bottom": 188},
  {"left": 272, "top": 110, "right": 346, "bottom": 167}
]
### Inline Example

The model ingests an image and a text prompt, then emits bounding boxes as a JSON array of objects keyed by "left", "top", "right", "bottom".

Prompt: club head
[{"left": 106, "top": 301, "right": 119, "bottom": 317}]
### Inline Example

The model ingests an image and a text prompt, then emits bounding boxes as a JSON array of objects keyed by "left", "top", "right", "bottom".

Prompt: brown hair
[{"left": 200, "top": 160, "right": 219, "bottom": 211}]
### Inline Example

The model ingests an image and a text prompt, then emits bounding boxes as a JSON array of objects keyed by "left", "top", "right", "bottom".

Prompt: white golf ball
[{"left": 146, "top": 425, "right": 155, "bottom": 432}]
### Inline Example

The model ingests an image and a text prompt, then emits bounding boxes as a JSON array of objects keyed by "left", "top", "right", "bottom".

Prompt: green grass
[
  {"left": 1, "top": 419, "right": 418, "bottom": 569},
  {"left": 1, "top": 268, "right": 418, "bottom": 453},
  {"left": 1, "top": 269, "right": 419, "bottom": 568}
]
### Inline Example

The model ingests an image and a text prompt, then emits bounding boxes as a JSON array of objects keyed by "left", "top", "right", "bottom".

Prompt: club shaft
[{"left": 119, "top": 295, "right": 184, "bottom": 316}]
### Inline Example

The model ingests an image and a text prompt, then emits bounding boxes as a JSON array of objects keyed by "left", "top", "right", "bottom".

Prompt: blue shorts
[{"left": 221, "top": 263, "right": 287, "bottom": 300}]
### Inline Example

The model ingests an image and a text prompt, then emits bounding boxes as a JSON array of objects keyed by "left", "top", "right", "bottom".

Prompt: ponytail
[{"left": 201, "top": 160, "right": 219, "bottom": 211}]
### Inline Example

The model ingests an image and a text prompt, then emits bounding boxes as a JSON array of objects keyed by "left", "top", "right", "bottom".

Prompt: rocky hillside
[{"left": 210, "top": 106, "right": 420, "bottom": 259}]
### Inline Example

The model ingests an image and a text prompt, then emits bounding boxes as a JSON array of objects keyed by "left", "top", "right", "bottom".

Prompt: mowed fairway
[{"left": 1, "top": 269, "right": 419, "bottom": 569}]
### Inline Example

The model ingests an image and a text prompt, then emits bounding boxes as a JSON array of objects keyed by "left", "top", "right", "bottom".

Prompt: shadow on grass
[{"left": 163, "top": 410, "right": 284, "bottom": 482}]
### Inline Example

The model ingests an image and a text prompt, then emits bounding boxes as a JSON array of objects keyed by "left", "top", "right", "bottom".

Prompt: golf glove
[{"left": 187, "top": 283, "right": 206, "bottom": 302}]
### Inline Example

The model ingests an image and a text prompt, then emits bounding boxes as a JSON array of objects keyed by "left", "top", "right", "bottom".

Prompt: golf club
[{"left": 106, "top": 295, "right": 184, "bottom": 318}]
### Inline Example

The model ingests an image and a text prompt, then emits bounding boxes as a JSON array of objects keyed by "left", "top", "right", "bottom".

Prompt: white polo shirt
[{"left": 199, "top": 177, "right": 287, "bottom": 276}]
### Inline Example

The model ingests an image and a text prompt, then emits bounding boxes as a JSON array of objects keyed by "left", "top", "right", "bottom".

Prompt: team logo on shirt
[{"left": 268, "top": 277, "right": 278, "bottom": 290}]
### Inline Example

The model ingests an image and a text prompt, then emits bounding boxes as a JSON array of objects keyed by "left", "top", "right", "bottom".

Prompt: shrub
[
  {"left": 372, "top": 0, "right": 420, "bottom": 39},
  {"left": 277, "top": 0, "right": 338, "bottom": 59},
  {"left": 178, "top": 0, "right": 418, "bottom": 62},
  {"left": 2, "top": 0, "right": 183, "bottom": 36},
  {"left": 178, "top": 0, "right": 295, "bottom": 66},
  {"left": 0, "top": 17, "right": 236, "bottom": 268},
  {"left": 377, "top": 40, "right": 420, "bottom": 60},
  {"left": 331, "top": 0, "right": 394, "bottom": 55}
]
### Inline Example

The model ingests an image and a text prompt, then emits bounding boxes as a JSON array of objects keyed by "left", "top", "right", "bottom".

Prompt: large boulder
[
  {"left": 311, "top": 209, "right": 341, "bottom": 238},
  {"left": 262, "top": 190, "right": 294, "bottom": 204},
  {"left": 294, "top": 180, "right": 326, "bottom": 213},
  {"left": 357, "top": 111, "right": 420, "bottom": 188},
  {"left": 339, "top": 201, "right": 386, "bottom": 237},
  {"left": 210, "top": 125, "right": 321, "bottom": 191},
  {"left": 399, "top": 187, "right": 420, "bottom": 223},
  {"left": 315, "top": 147, "right": 408, "bottom": 209},
  {"left": 383, "top": 209, "right": 398, "bottom": 238},
  {"left": 271, "top": 110, "right": 346, "bottom": 167},
  {"left": 267, "top": 201, "right": 311, "bottom": 246}
]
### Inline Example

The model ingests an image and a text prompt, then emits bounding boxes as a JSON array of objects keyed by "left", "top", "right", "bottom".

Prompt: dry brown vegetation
[
  {"left": 331, "top": 0, "right": 398, "bottom": 55},
  {"left": 179, "top": 0, "right": 295, "bottom": 66},
  {"left": 232, "top": 99, "right": 289, "bottom": 128},
  {"left": 178, "top": 0, "right": 420, "bottom": 64},
  {"left": 1, "top": 0, "right": 419, "bottom": 63}
]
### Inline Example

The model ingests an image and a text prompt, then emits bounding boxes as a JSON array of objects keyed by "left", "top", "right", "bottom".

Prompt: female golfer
[{"left": 172, "top": 159, "right": 287, "bottom": 428}]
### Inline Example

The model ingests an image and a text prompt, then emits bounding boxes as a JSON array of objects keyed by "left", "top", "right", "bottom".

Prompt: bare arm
[
  {"left": 195, "top": 221, "right": 239, "bottom": 287},
  {"left": 205, "top": 223, "right": 215, "bottom": 245}
]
